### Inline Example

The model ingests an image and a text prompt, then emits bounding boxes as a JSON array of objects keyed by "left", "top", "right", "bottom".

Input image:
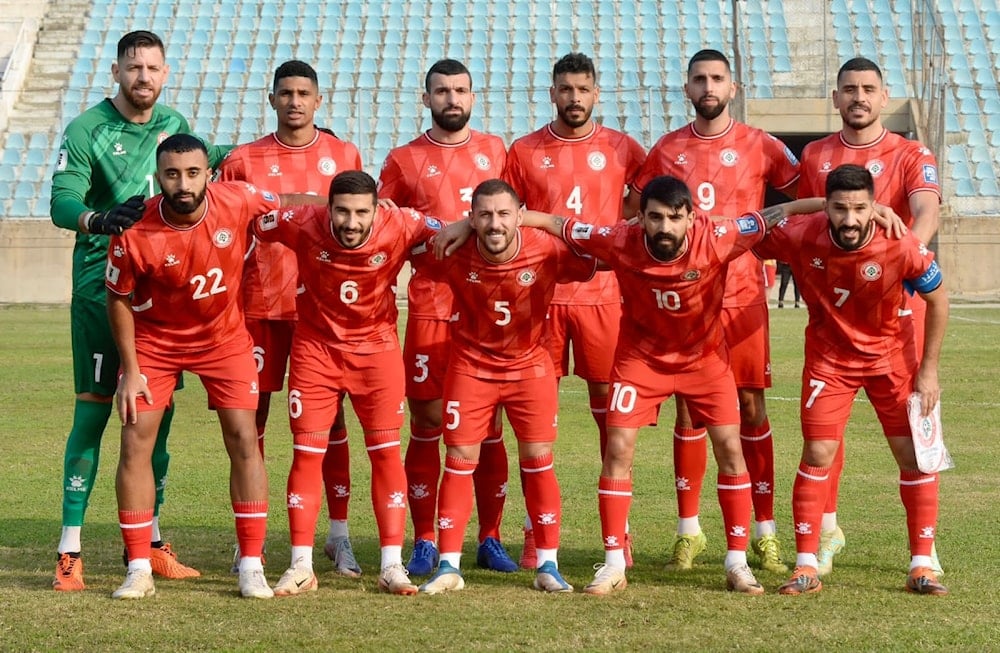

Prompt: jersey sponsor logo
[
  {"left": 598, "top": 226, "right": 613, "bottom": 237},
  {"left": 261, "top": 191, "right": 276, "bottom": 202},
  {"left": 466, "top": 271, "right": 481, "bottom": 284},
  {"left": 811, "top": 257, "right": 825, "bottom": 270},
  {"left": 214, "top": 228, "right": 235, "bottom": 248},
  {"left": 713, "top": 225, "right": 729, "bottom": 237},
  {"left": 424, "top": 216, "right": 443, "bottom": 230},
  {"left": 571, "top": 223, "right": 594, "bottom": 240},
  {"left": 112, "top": 244, "right": 125, "bottom": 257},
  {"left": 426, "top": 164, "right": 441, "bottom": 177},
  {"left": 165, "top": 253, "right": 180, "bottom": 267},
  {"left": 474, "top": 153, "right": 491, "bottom": 170},
  {"left": 517, "top": 269, "right": 537, "bottom": 286},
  {"left": 57, "top": 149, "right": 68, "bottom": 171},
  {"left": 112, "top": 142, "right": 127, "bottom": 156},
  {"left": 259, "top": 210, "right": 279, "bottom": 231},
  {"left": 918, "top": 242, "right": 929, "bottom": 257},
  {"left": 587, "top": 152, "right": 607, "bottom": 171},
  {"left": 674, "top": 153, "right": 688, "bottom": 166},
  {"left": 682, "top": 269, "right": 701, "bottom": 281},
  {"left": 719, "top": 148, "right": 739, "bottom": 167},
  {"left": 368, "top": 252, "right": 388, "bottom": 267},
  {"left": 867, "top": 159, "right": 886, "bottom": 178},
  {"left": 540, "top": 156, "right": 555, "bottom": 169},
  {"left": 736, "top": 217, "right": 760, "bottom": 235},
  {"left": 281, "top": 209, "right": 296, "bottom": 221},
  {"left": 268, "top": 164, "right": 281, "bottom": 176},
  {"left": 923, "top": 164, "right": 938, "bottom": 185},
  {"left": 318, "top": 157, "right": 337, "bottom": 176},
  {"left": 860, "top": 261, "right": 882, "bottom": 281},
  {"left": 317, "top": 250, "right": 331, "bottom": 263}
]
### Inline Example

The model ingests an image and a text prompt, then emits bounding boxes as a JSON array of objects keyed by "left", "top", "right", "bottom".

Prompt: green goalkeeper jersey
[{"left": 50, "top": 98, "right": 230, "bottom": 303}]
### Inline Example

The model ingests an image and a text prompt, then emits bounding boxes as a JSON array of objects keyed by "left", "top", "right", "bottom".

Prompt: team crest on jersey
[
  {"left": 820, "top": 161, "right": 833, "bottom": 173},
  {"left": 157, "top": 132, "right": 170, "bottom": 145},
  {"left": 268, "top": 164, "right": 281, "bottom": 176},
  {"left": 318, "top": 157, "right": 337, "bottom": 176},
  {"left": 736, "top": 217, "right": 760, "bottom": 234},
  {"left": 540, "top": 156, "right": 555, "bottom": 169},
  {"left": 426, "top": 164, "right": 440, "bottom": 177},
  {"left": 860, "top": 261, "right": 882, "bottom": 281},
  {"left": 867, "top": 160, "right": 886, "bottom": 178},
  {"left": 213, "top": 228, "right": 235, "bottom": 248},
  {"left": 165, "top": 253, "right": 179, "bottom": 267},
  {"left": 719, "top": 149, "right": 739, "bottom": 167},
  {"left": 517, "top": 269, "right": 537, "bottom": 286},
  {"left": 474, "top": 153, "right": 491, "bottom": 170},
  {"left": 368, "top": 252, "right": 388, "bottom": 267},
  {"left": 587, "top": 152, "right": 607, "bottom": 171},
  {"left": 572, "top": 223, "right": 594, "bottom": 240},
  {"left": 682, "top": 269, "right": 701, "bottom": 281},
  {"left": 923, "top": 164, "right": 938, "bottom": 184},
  {"left": 259, "top": 211, "right": 279, "bottom": 231}
]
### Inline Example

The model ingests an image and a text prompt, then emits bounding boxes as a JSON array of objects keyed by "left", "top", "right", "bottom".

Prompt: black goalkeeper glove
[{"left": 86, "top": 195, "right": 146, "bottom": 235}]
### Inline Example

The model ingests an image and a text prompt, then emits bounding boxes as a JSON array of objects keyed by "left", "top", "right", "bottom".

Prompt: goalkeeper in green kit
[{"left": 49, "top": 30, "right": 229, "bottom": 591}]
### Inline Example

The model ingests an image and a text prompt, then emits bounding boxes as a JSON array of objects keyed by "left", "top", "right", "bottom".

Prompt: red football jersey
[
  {"left": 215, "top": 130, "right": 363, "bottom": 320},
  {"left": 631, "top": 119, "right": 799, "bottom": 308},
  {"left": 106, "top": 182, "right": 281, "bottom": 353},
  {"left": 798, "top": 128, "right": 940, "bottom": 228},
  {"left": 253, "top": 204, "right": 441, "bottom": 353},
  {"left": 503, "top": 123, "right": 646, "bottom": 305},
  {"left": 562, "top": 212, "right": 766, "bottom": 372},
  {"left": 754, "top": 212, "right": 939, "bottom": 374},
  {"left": 414, "top": 228, "right": 596, "bottom": 381},
  {"left": 378, "top": 130, "right": 507, "bottom": 320}
]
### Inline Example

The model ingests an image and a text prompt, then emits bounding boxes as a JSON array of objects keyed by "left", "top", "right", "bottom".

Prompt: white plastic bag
[{"left": 907, "top": 392, "right": 954, "bottom": 473}]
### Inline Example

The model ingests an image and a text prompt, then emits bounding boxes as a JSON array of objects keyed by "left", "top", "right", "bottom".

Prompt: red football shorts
[
  {"left": 403, "top": 316, "right": 451, "bottom": 401},
  {"left": 800, "top": 353, "right": 917, "bottom": 440},
  {"left": 607, "top": 350, "right": 740, "bottom": 428},
  {"left": 441, "top": 369, "right": 558, "bottom": 446},
  {"left": 721, "top": 303, "right": 771, "bottom": 389},
  {"left": 287, "top": 336, "right": 405, "bottom": 434},
  {"left": 544, "top": 303, "right": 620, "bottom": 381},
  {"left": 135, "top": 331, "right": 258, "bottom": 412},
  {"left": 245, "top": 318, "right": 295, "bottom": 393}
]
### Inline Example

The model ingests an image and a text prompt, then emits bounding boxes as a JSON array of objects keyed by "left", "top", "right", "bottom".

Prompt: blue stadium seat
[{"left": 8, "top": 197, "right": 32, "bottom": 216}]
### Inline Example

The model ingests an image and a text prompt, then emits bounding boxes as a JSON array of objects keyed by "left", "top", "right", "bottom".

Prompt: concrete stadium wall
[{"left": 2, "top": 212, "right": 996, "bottom": 304}]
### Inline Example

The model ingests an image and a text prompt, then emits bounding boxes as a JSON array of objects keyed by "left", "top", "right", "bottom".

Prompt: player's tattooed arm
[
  {"left": 521, "top": 210, "right": 564, "bottom": 237},
  {"left": 760, "top": 197, "right": 826, "bottom": 229}
]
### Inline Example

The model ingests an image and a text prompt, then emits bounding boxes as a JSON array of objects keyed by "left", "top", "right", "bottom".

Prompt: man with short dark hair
[
  {"left": 797, "top": 57, "right": 943, "bottom": 576},
  {"left": 378, "top": 58, "right": 516, "bottom": 576},
  {"left": 753, "top": 164, "right": 948, "bottom": 596},
  {"left": 215, "top": 59, "right": 365, "bottom": 579},
  {"left": 106, "top": 134, "right": 298, "bottom": 599},
  {"left": 49, "top": 30, "right": 226, "bottom": 591}
]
